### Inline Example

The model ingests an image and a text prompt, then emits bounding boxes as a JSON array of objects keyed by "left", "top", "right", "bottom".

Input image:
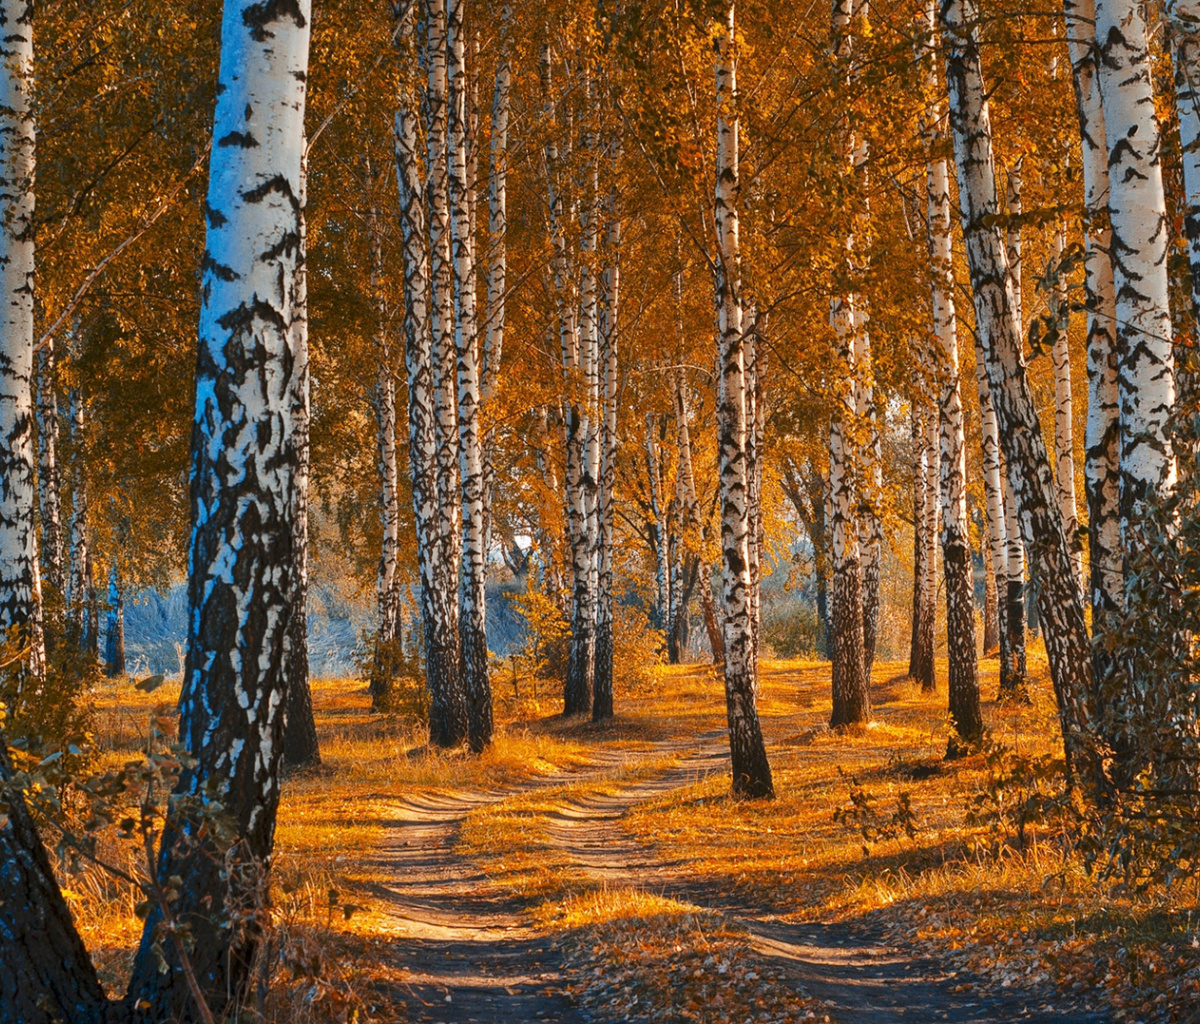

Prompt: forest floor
[{"left": 79, "top": 653, "right": 1200, "bottom": 1023}]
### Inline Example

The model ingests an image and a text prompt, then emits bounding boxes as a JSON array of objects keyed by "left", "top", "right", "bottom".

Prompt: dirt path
[{"left": 370, "top": 733, "right": 1111, "bottom": 1024}]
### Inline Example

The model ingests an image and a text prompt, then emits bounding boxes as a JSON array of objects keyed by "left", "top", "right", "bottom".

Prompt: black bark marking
[
  {"left": 242, "top": 0, "right": 307, "bottom": 42},
  {"left": 218, "top": 130, "right": 259, "bottom": 148},
  {"left": 202, "top": 253, "right": 239, "bottom": 282},
  {"left": 241, "top": 173, "right": 300, "bottom": 212}
]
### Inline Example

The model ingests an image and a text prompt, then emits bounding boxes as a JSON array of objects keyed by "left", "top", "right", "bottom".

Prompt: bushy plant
[
  {"left": 1092, "top": 414, "right": 1200, "bottom": 887},
  {"left": 965, "top": 738, "right": 1073, "bottom": 856},
  {"left": 359, "top": 631, "right": 429, "bottom": 722},
  {"left": 1, "top": 630, "right": 100, "bottom": 775},
  {"left": 761, "top": 595, "right": 825, "bottom": 659},
  {"left": 508, "top": 584, "right": 571, "bottom": 689},
  {"left": 612, "top": 600, "right": 665, "bottom": 692}
]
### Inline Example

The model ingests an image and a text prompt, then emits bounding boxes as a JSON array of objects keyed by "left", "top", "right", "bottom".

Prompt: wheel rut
[{"left": 370, "top": 731, "right": 1111, "bottom": 1024}]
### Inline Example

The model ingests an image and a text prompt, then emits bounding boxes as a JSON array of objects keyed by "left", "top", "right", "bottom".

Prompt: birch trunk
[
  {"left": 283, "top": 149, "right": 319, "bottom": 768},
  {"left": 923, "top": 8, "right": 981, "bottom": 745},
  {"left": 0, "top": 747, "right": 107, "bottom": 1024},
  {"left": 1094, "top": 0, "right": 1176, "bottom": 548},
  {"left": 908, "top": 401, "right": 936, "bottom": 690},
  {"left": 856, "top": 326, "right": 882, "bottom": 681},
  {"left": 124, "top": 1, "right": 310, "bottom": 1014},
  {"left": 368, "top": 200, "right": 403, "bottom": 706},
  {"left": 982, "top": 533, "right": 999, "bottom": 653},
  {"left": 394, "top": 0, "right": 467, "bottom": 748},
  {"left": 0, "top": 0, "right": 40, "bottom": 664},
  {"left": 1000, "top": 163, "right": 1027, "bottom": 696},
  {"left": 448, "top": 0, "right": 492, "bottom": 750},
  {"left": 0, "top": 8, "right": 97, "bottom": 1017},
  {"left": 424, "top": 0, "right": 468, "bottom": 745},
  {"left": 580, "top": 87, "right": 603, "bottom": 711},
  {"left": 745, "top": 316, "right": 763, "bottom": 664},
  {"left": 67, "top": 386, "right": 89, "bottom": 648},
  {"left": 828, "top": 0, "right": 870, "bottom": 725},
  {"left": 593, "top": 175, "right": 619, "bottom": 721},
  {"left": 646, "top": 416, "right": 669, "bottom": 629},
  {"left": 1065, "top": 0, "right": 1121, "bottom": 652},
  {"left": 940, "top": 0, "right": 1103, "bottom": 785},
  {"left": 36, "top": 340, "right": 63, "bottom": 602},
  {"left": 715, "top": 1, "right": 773, "bottom": 798},
  {"left": 676, "top": 367, "right": 724, "bottom": 663},
  {"left": 480, "top": 3, "right": 509, "bottom": 550},
  {"left": 976, "top": 350, "right": 1011, "bottom": 688}
]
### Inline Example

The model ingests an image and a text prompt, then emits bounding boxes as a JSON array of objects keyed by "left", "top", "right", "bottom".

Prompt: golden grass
[
  {"left": 63, "top": 650, "right": 1200, "bottom": 1023},
  {"left": 68, "top": 670, "right": 639, "bottom": 1017},
  {"left": 454, "top": 650, "right": 1199, "bottom": 1023}
]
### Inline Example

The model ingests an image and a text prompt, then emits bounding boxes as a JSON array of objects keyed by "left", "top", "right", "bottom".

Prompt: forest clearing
[{"left": 4, "top": 0, "right": 1200, "bottom": 1020}]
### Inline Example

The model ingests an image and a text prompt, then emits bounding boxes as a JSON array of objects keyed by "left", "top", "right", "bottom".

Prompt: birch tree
[
  {"left": 393, "top": 0, "right": 468, "bottom": 747},
  {"left": 481, "top": 2, "right": 509, "bottom": 548},
  {"left": 122, "top": 0, "right": 311, "bottom": 1014},
  {"left": 36, "top": 341, "right": 63, "bottom": 601},
  {"left": 594, "top": 166, "right": 619, "bottom": 721},
  {"left": 448, "top": 0, "right": 492, "bottom": 750},
  {"left": 0, "top": 7, "right": 97, "bottom": 1017},
  {"left": 1064, "top": 0, "right": 1121, "bottom": 648},
  {"left": 284, "top": 146, "right": 319, "bottom": 768},
  {"left": 827, "top": 0, "right": 870, "bottom": 727},
  {"left": 907, "top": 399, "right": 937, "bottom": 690},
  {"left": 367, "top": 198, "right": 404, "bottom": 703},
  {"left": 999, "top": 166, "right": 1027, "bottom": 695},
  {"left": 714, "top": 0, "right": 773, "bottom": 797},
  {"left": 0, "top": 0, "right": 41, "bottom": 675},
  {"left": 939, "top": 0, "right": 1102, "bottom": 784},
  {"left": 922, "top": 1, "right": 980, "bottom": 746},
  {"left": 1093, "top": 0, "right": 1176, "bottom": 545}
]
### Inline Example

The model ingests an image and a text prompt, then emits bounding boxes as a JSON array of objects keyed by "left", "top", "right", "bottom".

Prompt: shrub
[
  {"left": 761, "top": 595, "right": 824, "bottom": 659},
  {"left": 1092, "top": 415, "right": 1200, "bottom": 887},
  {"left": 612, "top": 600, "right": 665, "bottom": 692}
]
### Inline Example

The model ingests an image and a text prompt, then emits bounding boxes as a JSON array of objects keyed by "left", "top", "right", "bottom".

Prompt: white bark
[
  {"left": 480, "top": 3, "right": 509, "bottom": 550},
  {"left": 922, "top": 0, "right": 980, "bottom": 743},
  {"left": 1066, "top": 0, "right": 1121, "bottom": 630},
  {"left": 1093, "top": 0, "right": 1177, "bottom": 538},
  {"left": 393, "top": 0, "right": 468, "bottom": 746},
  {"left": 714, "top": 1, "right": 772, "bottom": 797},
  {"left": 125, "top": 0, "right": 310, "bottom": 1011},
  {"left": 425, "top": 0, "right": 463, "bottom": 653},
  {"left": 67, "top": 386, "right": 88, "bottom": 645},
  {"left": 594, "top": 175, "right": 619, "bottom": 720},
  {"left": 367, "top": 203, "right": 402, "bottom": 651},
  {"left": 448, "top": 0, "right": 491, "bottom": 750},
  {"left": 940, "top": 0, "right": 1100, "bottom": 782},
  {"left": 35, "top": 341, "right": 62, "bottom": 600},
  {"left": 0, "top": 0, "right": 42, "bottom": 671}
]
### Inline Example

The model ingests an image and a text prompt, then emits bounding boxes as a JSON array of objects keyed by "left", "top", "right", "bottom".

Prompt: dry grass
[
  {"left": 62, "top": 651, "right": 1200, "bottom": 1023},
  {"left": 66, "top": 670, "right": 634, "bottom": 1019},
  {"left": 453, "top": 651, "right": 1199, "bottom": 1023}
]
